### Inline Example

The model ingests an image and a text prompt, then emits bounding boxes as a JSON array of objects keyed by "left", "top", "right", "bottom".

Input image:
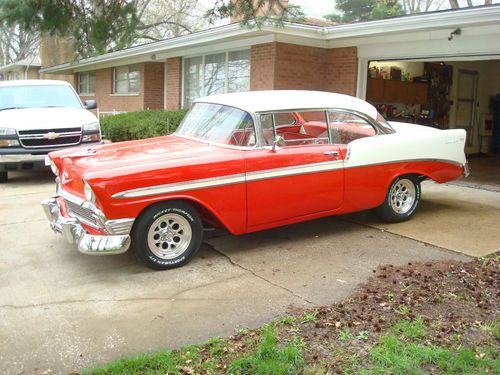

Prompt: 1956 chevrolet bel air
[{"left": 42, "top": 91, "right": 468, "bottom": 270}]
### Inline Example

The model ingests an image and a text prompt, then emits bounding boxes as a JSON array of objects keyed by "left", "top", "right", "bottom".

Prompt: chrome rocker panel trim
[{"left": 41, "top": 197, "right": 131, "bottom": 255}]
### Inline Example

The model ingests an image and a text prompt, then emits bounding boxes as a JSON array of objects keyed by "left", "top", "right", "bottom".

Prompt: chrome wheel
[
  {"left": 389, "top": 179, "right": 416, "bottom": 214},
  {"left": 147, "top": 213, "right": 192, "bottom": 260}
]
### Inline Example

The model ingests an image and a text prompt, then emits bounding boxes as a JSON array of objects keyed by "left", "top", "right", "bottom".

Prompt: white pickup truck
[{"left": 0, "top": 80, "right": 101, "bottom": 182}]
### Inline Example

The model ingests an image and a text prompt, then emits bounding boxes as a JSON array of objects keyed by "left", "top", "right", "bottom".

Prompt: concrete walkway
[
  {"left": 348, "top": 181, "right": 500, "bottom": 257},
  {"left": 0, "top": 170, "right": 493, "bottom": 374}
]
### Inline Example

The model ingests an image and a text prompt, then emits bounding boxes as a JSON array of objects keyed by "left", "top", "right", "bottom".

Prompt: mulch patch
[{"left": 277, "top": 257, "right": 499, "bottom": 372}]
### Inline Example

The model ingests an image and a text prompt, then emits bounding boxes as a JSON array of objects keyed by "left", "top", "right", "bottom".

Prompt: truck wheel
[
  {"left": 0, "top": 172, "right": 7, "bottom": 183},
  {"left": 376, "top": 175, "right": 421, "bottom": 223},
  {"left": 132, "top": 201, "right": 203, "bottom": 270}
]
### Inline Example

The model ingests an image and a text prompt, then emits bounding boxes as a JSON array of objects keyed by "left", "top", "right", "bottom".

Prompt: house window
[
  {"left": 78, "top": 72, "right": 96, "bottom": 95},
  {"left": 183, "top": 50, "right": 250, "bottom": 108},
  {"left": 113, "top": 65, "right": 140, "bottom": 94}
]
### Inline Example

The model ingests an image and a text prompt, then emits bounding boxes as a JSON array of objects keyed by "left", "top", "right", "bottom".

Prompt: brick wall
[
  {"left": 78, "top": 67, "right": 144, "bottom": 113},
  {"left": 77, "top": 63, "right": 165, "bottom": 113},
  {"left": 250, "top": 43, "right": 277, "bottom": 90},
  {"left": 325, "top": 47, "right": 358, "bottom": 96},
  {"left": 166, "top": 57, "right": 182, "bottom": 110},
  {"left": 143, "top": 62, "right": 165, "bottom": 110},
  {"left": 250, "top": 43, "right": 358, "bottom": 96},
  {"left": 273, "top": 42, "right": 330, "bottom": 90}
]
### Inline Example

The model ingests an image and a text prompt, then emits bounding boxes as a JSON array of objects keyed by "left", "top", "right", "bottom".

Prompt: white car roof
[
  {"left": 0, "top": 79, "right": 72, "bottom": 87},
  {"left": 195, "top": 90, "right": 379, "bottom": 121}
]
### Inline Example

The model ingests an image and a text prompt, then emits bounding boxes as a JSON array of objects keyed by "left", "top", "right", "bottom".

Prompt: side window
[
  {"left": 328, "top": 110, "right": 377, "bottom": 144},
  {"left": 260, "top": 114, "right": 275, "bottom": 146},
  {"left": 260, "top": 111, "right": 329, "bottom": 147}
]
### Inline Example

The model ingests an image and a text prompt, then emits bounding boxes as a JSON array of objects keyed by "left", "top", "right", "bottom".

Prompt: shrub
[{"left": 100, "top": 109, "right": 188, "bottom": 142}]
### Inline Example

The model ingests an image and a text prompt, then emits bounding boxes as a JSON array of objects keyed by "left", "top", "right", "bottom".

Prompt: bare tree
[
  {"left": 401, "top": 0, "right": 448, "bottom": 13},
  {"left": 134, "top": 0, "right": 208, "bottom": 42},
  {"left": 0, "top": 23, "right": 39, "bottom": 65}
]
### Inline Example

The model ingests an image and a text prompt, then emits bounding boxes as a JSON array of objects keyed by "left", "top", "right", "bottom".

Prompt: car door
[{"left": 245, "top": 110, "right": 345, "bottom": 228}]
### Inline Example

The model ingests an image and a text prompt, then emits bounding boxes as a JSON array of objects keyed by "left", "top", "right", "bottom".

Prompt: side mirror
[
  {"left": 271, "top": 135, "right": 286, "bottom": 151},
  {"left": 84, "top": 100, "right": 97, "bottom": 110}
]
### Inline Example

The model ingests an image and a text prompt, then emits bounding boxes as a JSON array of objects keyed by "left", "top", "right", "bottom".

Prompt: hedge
[{"left": 100, "top": 109, "right": 188, "bottom": 142}]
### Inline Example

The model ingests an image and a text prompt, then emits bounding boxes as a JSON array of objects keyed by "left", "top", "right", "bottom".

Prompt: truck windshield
[{"left": 0, "top": 85, "right": 82, "bottom": 110}]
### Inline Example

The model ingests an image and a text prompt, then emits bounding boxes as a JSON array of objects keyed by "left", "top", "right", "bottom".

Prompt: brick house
[
  {"left": 0, "top": 56, "right": 41, "bottom": 81},
  {"left": 40, "top": 6, "right": 500, "bottom": 152}
]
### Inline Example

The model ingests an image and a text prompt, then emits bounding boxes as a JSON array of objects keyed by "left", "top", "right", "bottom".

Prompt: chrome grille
[
  {"left": 65, "top": 199, "right": 96, "bottom": 225},
  {"left": 106, "top": 219, "right": 135, "bottom": 235},
  {"left": 18, "top": 127, "right": 81, "bottom": 149}
]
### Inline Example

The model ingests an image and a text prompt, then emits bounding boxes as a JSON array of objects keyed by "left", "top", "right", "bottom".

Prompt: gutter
[
  {"left": 320, "top": 5, "right": 500, "bottom": 39},
  {"left": 40, "top": 5, "right": 500, "bottom": 74}
]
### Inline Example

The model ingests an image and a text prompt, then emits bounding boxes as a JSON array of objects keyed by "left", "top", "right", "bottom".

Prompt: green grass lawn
[{"left": 82, "top": 318, "right": 498, "bottom": 375}]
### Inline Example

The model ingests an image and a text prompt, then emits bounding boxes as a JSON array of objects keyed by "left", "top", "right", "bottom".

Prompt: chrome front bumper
[{"left": 41, "top": 197, "right": 131, "bottom": 255}]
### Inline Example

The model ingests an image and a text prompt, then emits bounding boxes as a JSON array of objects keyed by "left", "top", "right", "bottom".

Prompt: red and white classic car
[{"left": 42, "top": 91, "right": 468, "bottom": 270}]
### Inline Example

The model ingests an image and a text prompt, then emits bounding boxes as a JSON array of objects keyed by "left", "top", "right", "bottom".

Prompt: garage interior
[{"left": 365, "top": 58, "right": 500, "bottom": 190}]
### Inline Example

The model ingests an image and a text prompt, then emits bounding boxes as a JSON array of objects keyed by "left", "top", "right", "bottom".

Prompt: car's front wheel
[
  {"left": 0, "top": 172, "right": 7, "bottom": 183},
  {"left": 132, "top": 201, "right": 203, "bottom": 270},
  {"left": 376, "top": 175, "right": 421, "bottom": 223}
]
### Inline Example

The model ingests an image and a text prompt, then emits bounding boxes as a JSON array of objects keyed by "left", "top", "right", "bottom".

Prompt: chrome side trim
[
  {"left": 112, "top": 173, "right": 247, "bottom": 199},
  {"left": 246, "top": 160, "right": 343, "bottom": 182},
  {"left": 111, "top": 157, "right": 463, "bottom": 199},
  {"left": 344, "top": 158, "right": 464, "bottom": 169},
  {"left": 113, "top": 160, "right": 344, "bottom": 199},
  {"left": 462, "top": 161, "right": 470, "bottom": 178}
]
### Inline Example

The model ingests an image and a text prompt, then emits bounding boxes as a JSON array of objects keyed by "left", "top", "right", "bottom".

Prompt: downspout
[{"left": 24, "top": 56, "right": 36, "bottom": 79}]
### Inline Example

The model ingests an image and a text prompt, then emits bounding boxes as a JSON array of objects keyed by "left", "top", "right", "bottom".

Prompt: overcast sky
[{"left": 289, "top": 0, "right": 336, "bottom": 18}]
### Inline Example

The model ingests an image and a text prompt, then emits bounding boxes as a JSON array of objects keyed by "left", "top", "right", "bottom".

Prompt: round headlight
[
  {"left": 83, "top": 180, "right": 96, "bottom": 203},
  {"left": 50, "top": 159, "right": 59, "bottom": 176}
]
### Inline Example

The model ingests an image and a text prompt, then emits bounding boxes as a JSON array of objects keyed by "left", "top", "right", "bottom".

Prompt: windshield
[
  {"left": 175, "top": 102, "right": 256, "bottom": 147},
  {"left": 0, "top": 85, "right": 82, "bottom": 110}
]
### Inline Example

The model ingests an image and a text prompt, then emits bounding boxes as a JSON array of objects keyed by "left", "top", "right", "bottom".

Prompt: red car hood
[
  {"left": 52, "top": 135, "right": 208, "bottom": 171},
  {"left": 50, "top": 135, "right": 244, "bottom": 199}
]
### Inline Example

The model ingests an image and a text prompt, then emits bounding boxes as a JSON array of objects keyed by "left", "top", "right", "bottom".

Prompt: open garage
[{"left": 349, "top": 11, "right": 500, "bottom": 188}]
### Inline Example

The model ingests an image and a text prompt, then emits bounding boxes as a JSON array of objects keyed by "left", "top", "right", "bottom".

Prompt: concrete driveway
[{"left": 1, "top": 170, "right": 494, "bottom": 374}]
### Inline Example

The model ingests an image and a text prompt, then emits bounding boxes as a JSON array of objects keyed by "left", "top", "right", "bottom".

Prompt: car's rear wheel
[
  {"left": 376, "top": 175, "right": 421, "bottom": 223},
  {"left": 132, "top": 201, "right": 203, "bottom": 270},
  {"left": 0, "top": 172, "right": 7, "bottom": 183}
]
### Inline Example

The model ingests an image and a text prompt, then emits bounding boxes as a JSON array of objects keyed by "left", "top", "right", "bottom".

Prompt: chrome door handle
[{"left": 324, "top": 150, "right": 339, "bottom": 157}]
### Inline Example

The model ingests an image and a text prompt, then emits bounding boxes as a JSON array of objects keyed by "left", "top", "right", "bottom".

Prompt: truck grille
[
  {"left": 18, "top": 127, "right": 81, "bottom": 149},
  {"left": 65, "top": 199, "right": 96, "bottom": 226}
]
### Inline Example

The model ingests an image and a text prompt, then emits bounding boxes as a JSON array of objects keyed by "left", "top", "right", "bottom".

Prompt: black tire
[
  {"left": 132, "top": 201, "right": 203, "bottom": 270},
  {"left": 0, "top": 172, "right": 7, "bottom": 183},
  {"left": 376, "top": 175, "right": 421, "bottom": 223}
]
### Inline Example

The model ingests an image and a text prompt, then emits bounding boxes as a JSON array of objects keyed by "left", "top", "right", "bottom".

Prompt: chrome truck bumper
[{"left": 41, "top": 197, "right": 132, "bottom": 255}]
